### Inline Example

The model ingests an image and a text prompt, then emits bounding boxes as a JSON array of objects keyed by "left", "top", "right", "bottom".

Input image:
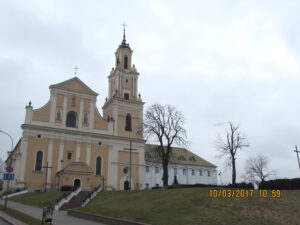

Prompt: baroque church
[{"left": 7, "top": 31, "right": 217, "bottom": 191}]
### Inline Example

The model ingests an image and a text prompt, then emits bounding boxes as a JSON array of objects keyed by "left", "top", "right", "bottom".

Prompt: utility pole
[
  {"left": 294, "top": 146, "right": 300, "bottom": 171},
  {"left": 0, "top": 130, "right": 14, "bottom": 209},
  {"left": 123, "top": 140, "right": 137, "bottom": 190},
  {"left": 42, "top": 161, "right": 53, "bottom": 192}
]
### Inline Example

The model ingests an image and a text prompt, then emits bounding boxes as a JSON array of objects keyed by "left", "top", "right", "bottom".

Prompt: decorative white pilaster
[
  {"left": 57, "top": 141, "right": 64, "bottom": 171},
  {"left": 107, "top": 145, "right": 118, "bottom": 189},
  {"left": 62, "top": 95, "right": 67, "bottom": 127},
  {"left": 19, "top": 137, "right": 28, "bottom": 185},
  {"left": 113, "top": 104, "right": 118, "bottom": 136},
  {"left": 49, "top": 93, "right": 57, "bottom": 125},
  {"left": 133, "top": 77, "right": 135, "bottom": 97},
  {"left": 138, "top": 145, "right": 146, "bottom": 189},
  {"left": 25, "top": 105, "right": 33, "bottom": 124},
  {"left": 78, "top": 98, "right": 83, "bottom": 128},
  {"left": 76, "top": 142, "right": 81, "bottom": 162},
  {"left": 89, "top": 100, "right": 95, "bottom": 129},
  {"left": 47, "top": 139, "right": 53, "bottom": 186},
  {"left": 86, "top": 143, "right": 91, "bottom": 165}
]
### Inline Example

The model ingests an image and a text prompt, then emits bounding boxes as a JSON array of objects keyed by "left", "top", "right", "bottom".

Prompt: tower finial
[
  {"left": 122, "top": 22, "right": 127, "bottom": 44},
  {"left": 74, "top": 66, "right": 78, "bottom": 76}
]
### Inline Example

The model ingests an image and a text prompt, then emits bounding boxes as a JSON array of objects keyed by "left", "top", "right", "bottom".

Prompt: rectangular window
[
  {"left": 124, "top": 93, "right": 129, "bottom": 100},
  {"left": 155, "top": 167, "right": 159, "bottom": 173},
  {"left": 174, "top": 168, "right": 177, "bottom": 175},
  {"left": 156, "top": 184, "right": 159, "bottom": 187},
  {"left": 146, "top": 166, "right": 149, "bottom": 173},
  {"left": 192, "top": 169, "right": 195, "bottom": 176},
  {"left": 67, "top": 152, "right": 72, "bottom": 160},
  {"left": 183, "top": 169, "right": 186, "bottom": 175},
  {"left": 208, "top": 171, "right": 211, "bottom": 177},
  {"left": 199, "top": 170, "right": 203, "bottom": 176},
  {"left": 146, "top": 183, "right": 149, "bottom": 189}
]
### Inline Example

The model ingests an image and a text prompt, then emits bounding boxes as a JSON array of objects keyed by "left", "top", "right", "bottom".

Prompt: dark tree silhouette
[
  {"left": 142, "top": 104, "right": 187, "bottom": 188},
  {"left": 216, "top": 122, "right": 249, "bottom": 185},
  {"left": 243, "top": 154, "right": 276, "bottom": 186}
]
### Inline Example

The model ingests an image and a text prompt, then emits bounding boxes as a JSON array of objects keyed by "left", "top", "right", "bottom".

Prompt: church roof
[
  {"left": 145, "top": 144, "right": 217, "bottom": 168},
  {"left": 49, "top": 77, "right": 98, "bottom": 96}
]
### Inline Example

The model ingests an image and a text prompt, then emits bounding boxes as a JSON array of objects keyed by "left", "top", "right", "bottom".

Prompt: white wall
[{"left": 145, "top": 163, "right": 217, "bottom": 189}]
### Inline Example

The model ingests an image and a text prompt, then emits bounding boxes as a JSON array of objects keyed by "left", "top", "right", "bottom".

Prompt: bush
[
  {"left": 259, "top": 178, "right": 300, "bottom": 190},
  {"left": 152, "top": 186, "right": 162, "bottom": 189},
  {"left": 228, "top": 182, "right": 254, "bottom": 189},
  {"left": 60, "top": 185, "right": 73, "bottom": 192},
  {"left": 169, "top": 182, "right": 254, "bottom": 189}
]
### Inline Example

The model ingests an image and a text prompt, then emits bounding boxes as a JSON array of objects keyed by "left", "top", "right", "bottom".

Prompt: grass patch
[
  {"left": 0, "top": 206, "right": 41, "bottom": 225},
  {"left": 79, "top": 188, "right": 300, "bottom": 225},
  {"left": 9, "top": 191, "right": 68, "bottom": 208}
]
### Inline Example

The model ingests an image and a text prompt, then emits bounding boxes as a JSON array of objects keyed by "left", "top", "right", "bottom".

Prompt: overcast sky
[{"left": 1, "top": 0, "right": 300, "bottom": 184}]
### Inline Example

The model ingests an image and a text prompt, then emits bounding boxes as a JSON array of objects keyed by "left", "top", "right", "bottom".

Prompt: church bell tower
[{"left": 103, "top": 27, "right": 144, "bottom": 139}]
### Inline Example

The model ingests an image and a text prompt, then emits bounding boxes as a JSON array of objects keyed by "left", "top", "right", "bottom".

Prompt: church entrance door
[
  {"left": 74, "top": 179, "right": 81, "bottom": 189},
  {"left": 124, "top": 180, "right": 130, "bottom": 190}
]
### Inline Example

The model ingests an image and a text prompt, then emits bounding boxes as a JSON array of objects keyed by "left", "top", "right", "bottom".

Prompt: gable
[{"left": 50, "top": 77, "right": 98, "bottom": 96}]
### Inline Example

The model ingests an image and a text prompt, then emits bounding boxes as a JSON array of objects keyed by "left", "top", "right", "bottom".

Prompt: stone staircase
[{"left": 60, "top": 191, "right": 90, "bottom": 210}]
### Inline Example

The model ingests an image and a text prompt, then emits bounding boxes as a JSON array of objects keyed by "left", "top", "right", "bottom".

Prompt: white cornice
[{"left": 22, "top": 124, "right": 146, "bottom": 145}]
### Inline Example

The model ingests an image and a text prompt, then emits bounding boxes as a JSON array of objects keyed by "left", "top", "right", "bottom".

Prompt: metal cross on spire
[
  {"left": 122, "top": 22, "right": 127, "bottom": 43},
  {"left": 74, "top": 66, "right": 78, "bottom": 76}
]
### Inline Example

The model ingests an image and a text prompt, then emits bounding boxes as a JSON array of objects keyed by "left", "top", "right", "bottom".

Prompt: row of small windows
[
  {"left": 146, "top": 166, "right": 211, "bottom": 177},
  {"left": 34, "top": 151, "right": 102, "bottom": 175}
]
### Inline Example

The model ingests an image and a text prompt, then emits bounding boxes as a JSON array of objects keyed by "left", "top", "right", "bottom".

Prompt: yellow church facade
[{"left": 8, "top": 33, "right": 146, "bottom": 191}]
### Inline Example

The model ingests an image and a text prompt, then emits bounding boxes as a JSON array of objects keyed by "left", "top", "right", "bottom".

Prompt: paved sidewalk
[{"left": 0, "top": 200, "right": 106, "bottom": 225}]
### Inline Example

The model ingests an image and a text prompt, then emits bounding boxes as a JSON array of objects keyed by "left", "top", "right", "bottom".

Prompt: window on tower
[
  {"left": 125, "top": 113, "right": 132, "bottom": 131},
  {"left": 124, "top": 93, "right": 129, "bottom": 100},
  {"left": 124, "top": 55, "right": 128, "bottom": 69}
]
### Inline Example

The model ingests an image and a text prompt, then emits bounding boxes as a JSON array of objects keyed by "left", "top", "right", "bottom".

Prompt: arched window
[
  {"left": 124, "top": 55, "right": 128, "bottom": 69},
  {"left": 125, "top": 113, "right": 132, "bottom": 131},
  {"left": 66, "top": 111, "right": 77, "bottom": 127},
  {"left": 35, "top": 151, "right": 43, "bottom": 171},
  {"left": 96, "top": 156, "right": 102, "bottom": 175}
]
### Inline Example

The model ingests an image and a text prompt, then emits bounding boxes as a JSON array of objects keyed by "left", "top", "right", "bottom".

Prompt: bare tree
[
  {"left": 243, "top": 154, "right": 276, "bottom": 187},
  {"left": 215, "top": 122, "right": 249, "bottom": 185},
  {"left": 142, "top": 104, "right": 187, "bottom": 188}
]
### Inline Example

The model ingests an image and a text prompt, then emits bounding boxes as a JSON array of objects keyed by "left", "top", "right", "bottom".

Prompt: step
[{"left": 60, "top": 191, "right": 91, "bottom": 210}]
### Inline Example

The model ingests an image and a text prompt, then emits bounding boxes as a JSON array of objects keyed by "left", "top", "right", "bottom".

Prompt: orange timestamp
[
  {"left": 210, "top": 189, "right": 254, "bottom": 198},
  {"left": 259, "top": 189, "right": 281, "bottom": 198},
  {"left": 209, "top": 189, "right": 281, "bottom": 198}
]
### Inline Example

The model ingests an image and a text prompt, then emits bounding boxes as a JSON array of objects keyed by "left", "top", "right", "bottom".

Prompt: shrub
[
  {"left": 259, "top": 178, "right": 300, "bottom": 190},
  {"left": 60, "top": 185, "right": 73, "bottom": 192}
]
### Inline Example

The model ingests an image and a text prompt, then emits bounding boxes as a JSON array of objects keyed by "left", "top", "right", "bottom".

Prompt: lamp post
[{"left": 0, "top": 130, "right": 14, "bottom": 209}]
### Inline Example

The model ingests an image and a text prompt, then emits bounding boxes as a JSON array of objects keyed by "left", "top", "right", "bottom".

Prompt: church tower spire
[{"left": 103, "top": 27, "right": 144, "bottom": 139}]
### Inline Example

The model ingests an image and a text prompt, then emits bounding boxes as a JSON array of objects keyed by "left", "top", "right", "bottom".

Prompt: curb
[
  {"left": 0, "top": 210, "right": 27, "bottom": 225},
  {"left": 67, "top": 209, "right": 150, "bottom": 225}
]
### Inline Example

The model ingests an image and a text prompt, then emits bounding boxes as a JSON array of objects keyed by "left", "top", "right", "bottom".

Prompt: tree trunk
[
  {"left": 162, "top": 159, "right": 169, "bottom": 189},
  {"left": 232, "top": 156, "right": 236, "bottom": 185}
]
